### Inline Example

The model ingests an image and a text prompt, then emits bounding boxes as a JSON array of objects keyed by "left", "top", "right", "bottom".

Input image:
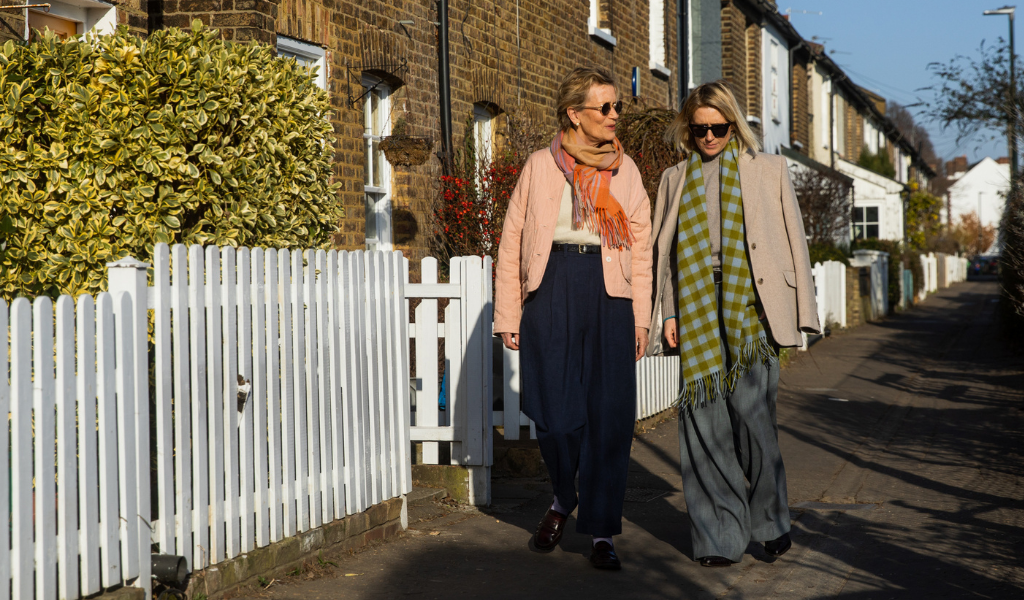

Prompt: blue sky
[{"left": 784, "top": 0, "right": 1012, "bottom": 166}]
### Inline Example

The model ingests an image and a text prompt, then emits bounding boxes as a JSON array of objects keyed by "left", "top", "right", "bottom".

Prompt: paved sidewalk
[{"left": 242, "top": 280, "right": 1024, "bottom": 599}]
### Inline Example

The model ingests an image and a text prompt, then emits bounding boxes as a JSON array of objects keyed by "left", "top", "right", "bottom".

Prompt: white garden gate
[{"left": 406, "top": 256, "right": 494, "bottom": 506}]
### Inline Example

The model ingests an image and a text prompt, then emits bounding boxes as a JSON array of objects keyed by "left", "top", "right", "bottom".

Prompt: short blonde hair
[
  {"left": 555, "top": 67, "right": 617, "bottom": 132},
  {"left": 664, "top": 80, "right": 761, "bottom": 154}
]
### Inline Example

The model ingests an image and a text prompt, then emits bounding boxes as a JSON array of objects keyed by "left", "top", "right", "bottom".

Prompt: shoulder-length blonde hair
[{"left": 664, "top": 80, "right": 761, "bottom": 154}]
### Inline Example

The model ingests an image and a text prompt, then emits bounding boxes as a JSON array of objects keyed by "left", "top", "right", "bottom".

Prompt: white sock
[
  {"left": 550, "top": 496, "right": 570, "bottom": 516},
  {"left": 593, "top": 536, "right": 613, "bottom": 547}
]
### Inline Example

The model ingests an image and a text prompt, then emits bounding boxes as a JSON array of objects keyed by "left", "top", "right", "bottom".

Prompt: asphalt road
[{"left": 241, "top": 280, "right": 1024, "bottom": 600}]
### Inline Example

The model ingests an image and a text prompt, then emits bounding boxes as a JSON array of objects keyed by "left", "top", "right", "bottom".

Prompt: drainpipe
[
  {"left": 676, "top": 0, "right": 688, "bottom": 109},
  {"left": 437, "top": 0, "right": 453, "bottom": 174}
]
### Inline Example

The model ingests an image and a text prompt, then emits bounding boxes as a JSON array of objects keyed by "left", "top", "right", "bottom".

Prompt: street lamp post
[{"left": 985, "top": 6, "right": 1017, "bottom": 179}]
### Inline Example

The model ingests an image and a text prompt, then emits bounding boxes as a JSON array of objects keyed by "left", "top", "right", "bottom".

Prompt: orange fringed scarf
[{"left": 550, "top": 129, "right": 634, "bottom": 249}]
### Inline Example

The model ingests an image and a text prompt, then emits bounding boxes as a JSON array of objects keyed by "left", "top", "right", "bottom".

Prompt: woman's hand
[
  {"left": 500, "top": 332, "right": 519, "bottom": 351},
  {"left": 664, "top": 318, "right": 678, "bottom": 348},
  {"left": 635, "top": 327, "right": 648, "bottom": 361}
]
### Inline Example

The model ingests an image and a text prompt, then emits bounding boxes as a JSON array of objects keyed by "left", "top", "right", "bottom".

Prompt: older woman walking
[
  {"left": 494, "top": 66, "right": 652, "bottom": 570},
  {"left": 648, "top": 80, "right": 819, "bottom": 567}
]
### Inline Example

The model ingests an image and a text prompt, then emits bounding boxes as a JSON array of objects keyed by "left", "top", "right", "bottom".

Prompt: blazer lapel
[{"left": 738, "top": 150, "right": 762, "bottom": 233}]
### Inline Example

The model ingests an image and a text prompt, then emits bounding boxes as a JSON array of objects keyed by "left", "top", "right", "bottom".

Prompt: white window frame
[
  {"left": 362, "top": 76, "right": 392, "bottom": 252},
  {"left": 277, "top": 36, "right": 328, "bottom": 90},
  {"left": 473, "top": 105, "right": 494, "bottom": 175},
  {"left": 648, "top": 0, "right": 670, "bottom": 78},
  {"left": 28, "top": 0, "right": 116, "bottom": 40},
  {"left": 853, "top": 205, "right": 880, "bottom": 240},
  {"left": 589, "top": 0, "right": 617, "bottom": 47}
]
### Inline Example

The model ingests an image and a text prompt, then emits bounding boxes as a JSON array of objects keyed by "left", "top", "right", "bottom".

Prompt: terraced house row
[{"left": 1, "top": 0, "right": 935, "bottom": 264}]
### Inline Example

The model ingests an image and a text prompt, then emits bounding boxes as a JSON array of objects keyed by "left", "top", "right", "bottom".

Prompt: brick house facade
[
  {"left": 719, "top": 0, "right": 762, "bottom": 139},
  {"left": 4, "top": 0, "right": 682, "bottom": 274}
]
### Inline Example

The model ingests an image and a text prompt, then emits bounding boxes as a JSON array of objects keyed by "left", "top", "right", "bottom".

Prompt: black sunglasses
[
  {"left": 578, "top": 100, "right": 623, "bottom": 116},
  {"left": 689, "top": 123, "right": 733, "bottom": 138}
]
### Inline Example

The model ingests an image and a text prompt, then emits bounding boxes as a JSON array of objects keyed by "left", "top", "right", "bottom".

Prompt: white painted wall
[
  {"left": 946, "top": 157, "right": 1010, "bottom": 251},
  {"left": 837, "top": 158, "right": 906, "bottom": 243},
  {"left": 807, "top": 65, "right": 832, "bottom": 166},
  {"left": 39, "top": 0, "right": 116, "bottom": 36},
  {"left": 761, "top": 24, "right": 790, "bottom": 154}
]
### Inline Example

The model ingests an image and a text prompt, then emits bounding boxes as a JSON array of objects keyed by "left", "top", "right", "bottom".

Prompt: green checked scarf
[{"left": 675, "top": 138, "right": 775, "bottom": 410}]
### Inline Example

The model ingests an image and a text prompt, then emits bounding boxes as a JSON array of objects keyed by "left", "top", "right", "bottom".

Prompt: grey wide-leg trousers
[{"left": 677, "top": 285, "right": 790, "bottom": 562}]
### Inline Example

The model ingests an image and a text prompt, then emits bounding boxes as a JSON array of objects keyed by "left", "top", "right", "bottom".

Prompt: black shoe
[
  {"left": 764, "top": 532, "right": 792, "bottom": 557},
  {"left": 589, "top": 541, "right": 621, "bottom": 570},
  {"left": 531, "top": 509, "right": 567, "bottom": 553},
  {"left": 699, "top": 556, "right": 734, "bottom": 568}
]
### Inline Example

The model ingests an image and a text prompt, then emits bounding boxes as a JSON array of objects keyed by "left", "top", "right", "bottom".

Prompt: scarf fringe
[
  {"left": 674, "top": 337, "right": 777, "bottom": 413},
  {"left": 571, "top": 172, "right": 634, "bottom": 249}
]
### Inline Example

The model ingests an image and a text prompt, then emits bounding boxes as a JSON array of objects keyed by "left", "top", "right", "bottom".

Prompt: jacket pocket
[
  {"left": 619, "top": 251, "right": 633, "bottom": 284},
  {"left": 783, "top": 269, "right": 797, "bottom": 288}
]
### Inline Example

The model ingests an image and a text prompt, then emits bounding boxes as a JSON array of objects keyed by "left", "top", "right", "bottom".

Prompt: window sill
[
  {"left": 589, "top": 26, "right": 617, "bottom": 48},
  {"left": 649, "top": 62, "right": 671, "bottom": 79}
]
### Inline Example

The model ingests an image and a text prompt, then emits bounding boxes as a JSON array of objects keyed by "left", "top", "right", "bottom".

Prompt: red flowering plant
[{"left": 431, "top": 109, "right": 548, "bottom": 268}]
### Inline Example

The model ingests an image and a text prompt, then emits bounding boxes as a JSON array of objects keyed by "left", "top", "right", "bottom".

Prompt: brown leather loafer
[
  {"left": 531, "top": 509, "right": 567, "bottom": 553},
  {"left": 699, "top": 556, "right": 734, "bottom": 568},
  {"left": 589, "top": 541, "right": 621, "bottom": 570},
  {"left": 764, "top": 532, "right": 792, "bottom": 557}
]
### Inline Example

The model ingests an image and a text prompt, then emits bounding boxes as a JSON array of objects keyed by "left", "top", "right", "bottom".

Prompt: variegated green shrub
[{"left": 0, "top": 21, "right": 341, "bottom": 301}]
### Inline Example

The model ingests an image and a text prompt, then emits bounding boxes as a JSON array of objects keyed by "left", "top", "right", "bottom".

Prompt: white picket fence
[
  {"left": 634, "top": 356, "right": 682, "bottom": 419},
  {"left": 919, "top": 253, "right": 967, "bottom": 301},
  {"left": 921, "top": 253, "right": 939, "bottom": 297},
  {"left": 406, "top": 256, "right": 494, "bottom": 506},
  {"left": 812, "top": 260, "right": 847, "bottom": 329},
  {"left": 497, "top": 350, "right": 681, "bottom": 442},
  {"left": 139, "top": 244, "right": 412, "bottom": 572},
  {"left": 2, "top": 244, "right": 417, "bottom": 600},
  {"left": 0, "top": 291, "right": 151, "bottom": 600}
]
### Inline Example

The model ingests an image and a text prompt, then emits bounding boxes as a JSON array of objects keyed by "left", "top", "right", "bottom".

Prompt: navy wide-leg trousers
[{"left": 519, "top": 249, "right": 636, "bottom": 537}]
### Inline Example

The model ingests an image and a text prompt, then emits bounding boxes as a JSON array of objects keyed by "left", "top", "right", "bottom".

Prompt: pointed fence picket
[
  {"left": 4, "top": 244, "right": 499, "bottom": 598},
  {"left": 1, "top": 291, "right": 149, "bottom": 600},
  {"left": 138, "top": 244, "right": 413, "bottom": 574},
  {"left": 812, "top": 260, "right": 848, "bottom": 329}
]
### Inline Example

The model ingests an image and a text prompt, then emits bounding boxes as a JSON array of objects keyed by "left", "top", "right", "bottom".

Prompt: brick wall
[
  {"left": 269, "top": 0, "right": 680, "bottom": 272},
  {"left": 790, "top": 56, "right": 809, "bottom": 154},
  {"left": 720, "top": 1, "right": 748, "bottom": 108},
  {"left": 720, "top": 0, "right": 764, "bottom": 142},
  {"left": 846, "top": 266, "right": 863, "bottom": 328},
  {"left": 7, "top": 0, "right": 679, "bottom": 274},
  {"left": 744, "top": 20, "right": 761, "bottom": 123},
  {"left": 153, "top": 0, "right": 277, "bottom": 44}
]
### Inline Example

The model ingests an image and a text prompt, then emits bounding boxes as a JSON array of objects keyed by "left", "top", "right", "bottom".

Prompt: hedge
[
  {"left": 0, "top": 21, "right": 341, "bottom": 301},
  {"left": 807, "top": 242, "right": 851, "bottom": 267},
  {"left": 1000, "top": 177, "right": 1024, "bottom": 341}
]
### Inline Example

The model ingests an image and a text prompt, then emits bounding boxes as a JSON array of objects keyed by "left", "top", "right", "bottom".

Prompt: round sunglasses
[
  {"left": 577, "top": 100, "right": 623, "bottom": 116},
  {"left": 689, "top": 123, "right": 733, "bottom": 138}
]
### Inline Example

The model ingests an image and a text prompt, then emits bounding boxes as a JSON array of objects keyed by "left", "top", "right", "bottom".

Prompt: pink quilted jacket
[{"left": 493, "top": 148, "right": 653, "bottom": 334}]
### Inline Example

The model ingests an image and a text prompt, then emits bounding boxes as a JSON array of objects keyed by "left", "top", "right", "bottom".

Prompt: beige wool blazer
[
  {"left": 647, "top": 149, "right": 820, "bottom": 352},
  {"left": 494, "top": 148, "right": 653, "bottom": 336}
]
